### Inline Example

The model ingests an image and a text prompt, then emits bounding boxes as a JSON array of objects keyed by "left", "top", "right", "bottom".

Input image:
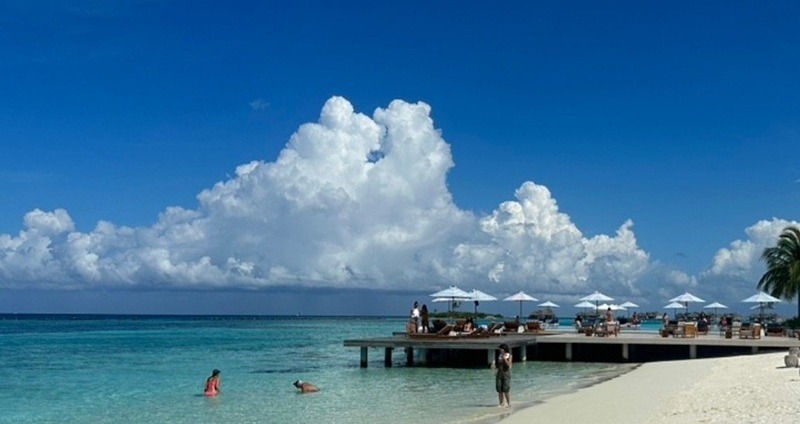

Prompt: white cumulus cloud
[{"left": 1, "top": 96, "right": 792, "bottom": 304}]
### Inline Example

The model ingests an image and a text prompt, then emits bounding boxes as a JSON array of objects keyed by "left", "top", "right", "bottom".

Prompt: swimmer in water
[
  {"left": 293, "top": 380, "right": 320, "bottom": 393},
  {"left": 204, "top": 369, "right": 221, "bottom": 396}
]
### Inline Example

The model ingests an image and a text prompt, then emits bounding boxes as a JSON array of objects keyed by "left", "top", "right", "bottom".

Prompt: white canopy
[
  {"left": 597, "top": 303, "right": 626, "bottom": 311},
  {"left": 503, "top": 291, "right": 538, "bottom": 302},
  {"left": 580, "top": 291, "right": 614, "bottom": 302},
  {"left": 467, "top": 289, "right": 497, "bottom": 314},
  {"left": 664, "top": 301, "right": 688, "bottom": 309},
  {"left": 574, "top": 300, "right": 595, "bottom": 309},
  {"left": 430, "top": 286, "right": 471, "bottom": 299},
  {"left": 429, "top": 286, "right": 471, "bottom": 315},
  {"left": 741, "top": 291, "right": 781, "bottom": 303},
  {"left": 503, "top": 291, "right": 538, "bottom": 318},
  {"left": 669, "top": 292, "right": 705, "bottom": 303},
  {"left": 468, "top": 289, "right": 498, "bottom": 302},
  {"left": 703, "top": 302, "right": 729, "bottom": 309},
  {"left": 538, "top": 301, "right": 560, "bottom": 308},
  {"left": 619, "top": 301, "right": 639, "bottom": 308}
]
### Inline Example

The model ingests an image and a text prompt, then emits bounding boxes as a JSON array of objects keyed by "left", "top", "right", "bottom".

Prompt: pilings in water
[{"left": 346, "top": 333, "right": 797, "bottom": 368}]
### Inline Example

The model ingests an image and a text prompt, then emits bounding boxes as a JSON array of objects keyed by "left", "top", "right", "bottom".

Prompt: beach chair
[
  {"left": 526, "top": 321, "right": 541, "bottom": 334},
  {"left": 486, "top": 323, "right": 503, "bottom": 334},
  {"left": 672, "top": 322, "right": 686, "bottom": 338},
  {"left": 594, "top": 323, "right": 609, "bottom": 337},
  {"left": 502, "top": 321, "right": 520, "bottom": 334},
  {"left": 606, "top": 322, "right": 619, "bottom": 337},
  {"left": 431, "top": 319, "right": 448, "bottom": 333},
  {"left": 683, "top": 323, "right": 698, "bottom": 338},
  {"left": 766, "top": 324, "right": 785, "bottom": 337},
  {"left": 731, "top": 321, "right": 742, "bottom": 337}
]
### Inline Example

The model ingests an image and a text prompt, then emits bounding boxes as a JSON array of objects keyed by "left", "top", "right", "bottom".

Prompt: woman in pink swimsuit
[{"left": 204, "top": 369, "right": 221, "bottom": 396}]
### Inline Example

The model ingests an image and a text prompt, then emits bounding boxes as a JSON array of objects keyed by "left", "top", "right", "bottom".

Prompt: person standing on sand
[
  {"left": 493, "top": 344, "right": 512, "bottom": 407},
  {"left": 204, "top": 369, "right": 221, "bottom": 397}
]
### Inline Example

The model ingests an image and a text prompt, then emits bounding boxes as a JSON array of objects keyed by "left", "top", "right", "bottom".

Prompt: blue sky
[{"left": 1, "top": 1, "right": 798, "bottom": 317}]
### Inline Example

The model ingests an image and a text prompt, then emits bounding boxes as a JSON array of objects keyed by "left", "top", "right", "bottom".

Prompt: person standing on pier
[
  {"left": 420, "top": 304, "right": 429, "bottom": 333},
  {"left": 410, "top": 301, "right": 421, "bottom": 333},
  {"left": 493, "top": 344, "right": 512, "bottom": 408}
]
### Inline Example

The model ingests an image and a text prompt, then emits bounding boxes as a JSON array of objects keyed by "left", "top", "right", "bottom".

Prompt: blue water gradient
[{"left": 0, "top": 315, "right": 634, "bottom": 424}]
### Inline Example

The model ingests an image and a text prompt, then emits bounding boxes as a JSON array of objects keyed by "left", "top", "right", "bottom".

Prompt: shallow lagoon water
[{"left": 0, "top": 315, "right": 636, "bottom": 424}]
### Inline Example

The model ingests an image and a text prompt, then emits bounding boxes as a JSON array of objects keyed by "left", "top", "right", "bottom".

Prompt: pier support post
[
  {"left": 565, "top": 343, "right": 573, "bottom": 361},
  {"left": 360, "top": 347, "right": 368, "bottom": 368},
  {"left": 418, "top": 348, "right": 428, "bottom": 365},
  {"left": 517, "top": 343, "right": 527, "bottom": 362},
  {"left": 689, "top": 344, "right": 697, "bottom": 359},
  {"left": 752, "top": 346, "right": 759, "bottom": 354},
  {"left": 405, "top": 347, "right": 414, "bottom": 366},
  {"left": 487, "top": 349, "right": 494, "bottom": 366},
  {"left": 384, "top": 348, "right": 393, "bottom": 367},
  {"left": 621, "top": 343, "right": 629, "bottom": 361}
]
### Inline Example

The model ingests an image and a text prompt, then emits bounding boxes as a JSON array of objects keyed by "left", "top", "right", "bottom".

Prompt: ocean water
[{"left": 0, "top": 315, "right": 636, "bottom": 424}]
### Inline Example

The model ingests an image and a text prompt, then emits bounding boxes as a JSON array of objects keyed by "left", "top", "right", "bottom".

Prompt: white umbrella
[
  {"left": 430, "top": 286, "right": 471, "bottom": 299},
  {"left": 469, "top": 289, "right": 498, "bottom": 301},
  {"left": 742, "top": 291, "right": 781, "bottom": 320},
  {"left": 619, "top": 301, "right": 639, "bottom": 317},
  {"left": 574, "top": 300, "right": 595, "bottom": 309},
  {"left": 669, "top": 292, "right": 705, "bottom": 314},
  {"left": 742, "top": 291, "right": 781, "bottom": 303},
  {"left": 595, "top": 303, "right": 611, "bottom": 311},
  {"left": 538, "top": 301, "right": 560, "bottom": 308},
  {"left": 580, "top": 291, "right": 614, "bottom": 302},
  {"left": 503, "top": 291, "right": 538, "bottom": 319},
  {"left": 468, "top": 289, "right": 497, "bottom": 314},
  {"left": 703, "top": 301, "right": 728, "bottom": 316},
  {"left": 609, "top": 304, "right": 627, "bottom": 311},
  {"left": 664, "top": 301, "right": 687, "bottom": 318},
  {"left": 430, "top": 286, "right": 471, "bottom": 315}
]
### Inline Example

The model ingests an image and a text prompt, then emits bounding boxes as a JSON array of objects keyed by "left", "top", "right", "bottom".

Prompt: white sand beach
[{"left": 502, "top": 351, "right": 800, "bottom": 424}]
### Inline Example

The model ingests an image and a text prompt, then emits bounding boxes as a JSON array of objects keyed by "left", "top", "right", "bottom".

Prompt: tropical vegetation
[{"left": 758, "top": 226, "right": 800, "bottom": 318}]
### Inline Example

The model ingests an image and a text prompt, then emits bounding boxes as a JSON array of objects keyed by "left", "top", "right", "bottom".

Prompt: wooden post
[
  {"left": 405, "top": 347, "right": 414, "bottom": 366},
  {"left": 360, "top": 347, "right": 368, "bottom": 368},
  {"left": 565, "top": 342, "right": 573, "bottom": 361},
  {"left": 487, "top": 349, "right": 494, "bottom": 366},
  {"left": 752, "top": 346, "right": 759, "bottom": 354},
  {"left": 517, "top": 343, "right": 527, "bottom": 362},
  {"left": 418, "top": 348, "right": 428, "bottom": 365},
  {"left": 621, "top": 343, "right": 629, "bottom": 361},
  {"left": 384, "top": 347, "right": 393, "bottom": 367},
  {"left": 689, "top": 344, "right": 697, "bottom": 359}
]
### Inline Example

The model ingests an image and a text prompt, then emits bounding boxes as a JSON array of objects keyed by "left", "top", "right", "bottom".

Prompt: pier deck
[{"left": 344, "top": 331, "right": 800, "bottom": 367}]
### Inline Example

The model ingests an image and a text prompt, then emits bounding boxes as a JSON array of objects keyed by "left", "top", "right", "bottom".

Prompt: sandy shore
[{"left": 501, "top": 351, "right": 800, "bottom": 424}]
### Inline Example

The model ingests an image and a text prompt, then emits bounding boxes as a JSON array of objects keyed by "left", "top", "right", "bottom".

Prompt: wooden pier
[{"left": 343, "top": 331, "right": 800, "bottom": 368}]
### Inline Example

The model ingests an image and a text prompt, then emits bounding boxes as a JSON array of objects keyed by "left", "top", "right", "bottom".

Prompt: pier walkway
[{"left": 344, "top": 331, "right": 800, "bottom": 368}]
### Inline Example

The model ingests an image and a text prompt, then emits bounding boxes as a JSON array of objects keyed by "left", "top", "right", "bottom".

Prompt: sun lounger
[
  {"left": 766, "top": 325, "right": 785, "bottom": 337},
  {"left": 408, "top": 324, "right": 454, "bottom": 339},
  {"left": 739, "top": 323, "right": 762, "bottom": 339},
  {"left": 526, "top": 321, "right": 541, "bottom": 334}
]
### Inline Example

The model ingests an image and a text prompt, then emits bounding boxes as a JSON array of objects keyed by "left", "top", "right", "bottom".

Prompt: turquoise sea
[{"left": 0, "top": 315, "right": 637, "bottom": 424}]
